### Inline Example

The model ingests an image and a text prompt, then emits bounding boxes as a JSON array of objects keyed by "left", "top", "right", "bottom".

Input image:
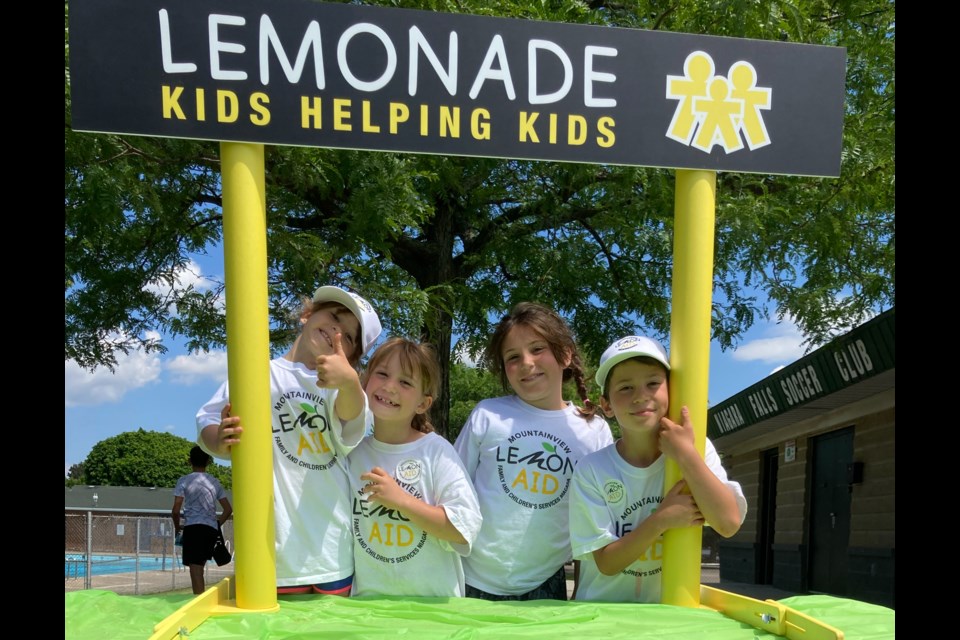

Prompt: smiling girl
[
  {"left": 348, "top": 338, "right": 482, "bottom": 597},
  {"left": 453, "top": 302, "right": 614, "bottom": 600}
]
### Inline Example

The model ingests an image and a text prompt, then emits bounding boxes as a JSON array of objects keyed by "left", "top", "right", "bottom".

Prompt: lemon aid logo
[
  {"left": 666, "top": 51, "right": 772, "bottom": 154},
  {"left": 604, "top": 480, "right": 625, "bottom": 504},
  {"left": 352, "top": 477, "right": 429, "bottom": 564},
  {"left": 396, "top": 459, "right": 423, "bottom": 483},
  {"left": 271, "top": 394, "right": 340, "bottom": 470},
  {"left": 496, "top": 432, "right": 575, "bottom": 509}
]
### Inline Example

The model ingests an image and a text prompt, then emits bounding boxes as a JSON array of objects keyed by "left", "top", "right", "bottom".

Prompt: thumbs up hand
[{"left": 316, "top": 331, "right": 358, "bottom": 391}]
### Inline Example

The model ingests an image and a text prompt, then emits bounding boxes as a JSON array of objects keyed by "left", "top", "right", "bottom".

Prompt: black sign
[
  {"left": 708, "top": 309, "right": 895, "bottom": 439},
  {"left": 69, "top": 0, "right": 846, "bottom": 176}
]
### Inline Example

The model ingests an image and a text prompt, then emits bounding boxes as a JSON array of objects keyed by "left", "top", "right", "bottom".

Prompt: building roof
[
  {"left": 708, "top": 307, "right": 895, "bottom": 448},
  {"left": 65, "top": 484, "right": 233, "bottom": 514}
]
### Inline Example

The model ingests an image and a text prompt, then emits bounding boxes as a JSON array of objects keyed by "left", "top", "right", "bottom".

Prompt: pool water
[{"left": 64, "top": 554, "right": 179, "bottom": 578}]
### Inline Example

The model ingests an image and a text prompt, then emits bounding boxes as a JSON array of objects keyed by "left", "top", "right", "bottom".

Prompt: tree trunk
[
  {"left": 424, "top": 202, "right": 456, "bottom": 441},
  {"left": 428, "top": 308, "right": 454, "bottom": 441},
  {"left": 392, "top": 201, "right": 459, "bottom": 441}
]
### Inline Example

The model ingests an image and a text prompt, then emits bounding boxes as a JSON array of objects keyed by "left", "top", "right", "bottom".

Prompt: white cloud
[
  {"left": 65, "top": 343, "right": 162, "bottom": 407},
  {"left": 733, "top": 336, "right": 806, "bottom": 364},
  {"left": 166, "top": 350, "right": 228, "bottom": 385},
  {"left": 144, "top": 259, "right": 223, "bottom": 314},
  {"left": 731, "top": 319, "right": 806, "bottom": 365},
  {"left": 452, "top": 339, "right": 481, "bottom": 368},
  {"left": 731, "top": 301, "right": 879, "bottom": 367}
]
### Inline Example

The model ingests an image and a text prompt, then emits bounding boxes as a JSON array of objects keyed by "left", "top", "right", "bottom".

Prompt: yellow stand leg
[
  {"left": 661, "top": 169, "right": 715, "bottom": 608},
  {"left": 149, "top": 142, "right": 278, "bottom": 639},
  {"left": 664, "top": 171, "right": 844, "bottom": 640},
  {"left": 149, "top": 577, "right": 238, "bottom": 640},
  {"left": 220, "top": 142, "right": 278, "bottom": 612},
  {"left": 700, "top": 585, "right": 845, "bottom": 640}
]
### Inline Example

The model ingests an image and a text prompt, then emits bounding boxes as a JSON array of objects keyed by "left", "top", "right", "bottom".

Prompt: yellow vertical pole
[
  {"left": 661, "top": 168, "right": 716, "bottom": 608},
  {"left": 220, "top": 141, "right": 278, "bottom": 610}
]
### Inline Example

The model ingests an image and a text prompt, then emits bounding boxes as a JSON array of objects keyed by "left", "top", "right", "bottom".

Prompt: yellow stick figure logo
[
  {"left": 666, "top": 51, "right": 772, "bottom": 154},
  {"left": 728, "top": 61, "right": 771, "bottom": 150}
]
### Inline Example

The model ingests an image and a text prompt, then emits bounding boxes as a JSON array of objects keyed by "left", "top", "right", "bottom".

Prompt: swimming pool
[{"left": 64, "top": 554, "right": 179, "bottom": 579}]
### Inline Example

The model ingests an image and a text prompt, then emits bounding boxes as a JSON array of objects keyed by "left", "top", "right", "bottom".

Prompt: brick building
[{"left": 709, "top": 308, "right": 894, "bottom": 607}]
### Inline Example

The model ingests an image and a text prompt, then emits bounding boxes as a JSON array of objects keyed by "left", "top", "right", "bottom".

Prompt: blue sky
[{"left": 64, "top": 249, "right": 811, "bottom": 475}]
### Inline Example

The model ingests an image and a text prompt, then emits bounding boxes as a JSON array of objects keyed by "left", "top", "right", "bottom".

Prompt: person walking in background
[
  {"left": 172, "top": 446, "right": 233, "bottom": 595},
  {"left": 568, "top": 336, "right": 746, "bottom": 603},
  {"left": 196, "top": 286, "right": 381, "bottom": 595},
  {"left": 349, "top": 338, "right": 482, "bottom": 597},
  {"left": 453, "top": 302, "right": 614, "bottom": 600}
]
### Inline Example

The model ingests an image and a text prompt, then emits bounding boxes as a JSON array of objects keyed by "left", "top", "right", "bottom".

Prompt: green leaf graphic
[
  {"left": 300, "top": 402, "right": 317, "bottom": 414},
  {"left": 542, "top": 442, "right": 556, "bottom": 453}
]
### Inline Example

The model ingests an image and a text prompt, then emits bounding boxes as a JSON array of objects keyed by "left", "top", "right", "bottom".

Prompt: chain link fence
[
  {"left": 65, "top": 512, "right": 234, "bottom": 595},
  {"left": 66, "top": 512, "right": 719, "bottom": 595}
]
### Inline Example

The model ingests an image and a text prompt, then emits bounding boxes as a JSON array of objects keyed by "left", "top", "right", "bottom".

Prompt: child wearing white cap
[
  {"left": 196, "top": 285, "right": 382, "bottom": 595},
  {"left": 568, "top": 336, "right": 747, "bottom": 603}
]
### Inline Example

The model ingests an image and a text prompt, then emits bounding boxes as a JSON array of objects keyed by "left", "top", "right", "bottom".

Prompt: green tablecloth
[{"left": 65, "top": 590, "right": 894, "bottom": 639}]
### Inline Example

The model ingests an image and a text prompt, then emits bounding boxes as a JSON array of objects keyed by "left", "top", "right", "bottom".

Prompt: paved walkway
[
  {"left": 65, "top": 563, "right": 234, "bottom": 596},
  {"left": 71, "top": 563, "right": 798, "bottom": 601},
  {"left": 565, "top": 564, "right": 799, "bottom": 601},
  {"left": 701, "top": 565, "right": 799, "bottom": 601}
]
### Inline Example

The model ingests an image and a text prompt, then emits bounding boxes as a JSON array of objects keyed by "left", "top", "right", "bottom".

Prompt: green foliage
[
  {"left": 66, "top": 0, "right": 894, "bottom": 436},
  {"left": 65, "top": 462, "right": 85, "bottom": 487},
  {"left": 83, "top": 429, "right": 232, "bottom": 489},
  {"left": 447, "top": 362, "right": 503, "bottom": 442},
  {"left": 446, "top": 361, "right": 612, "bottom": 443}
]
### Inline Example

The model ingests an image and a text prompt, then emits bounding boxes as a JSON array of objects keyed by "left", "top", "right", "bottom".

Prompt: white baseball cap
[
  {"left": 595, "top": 336, "right": 670, "bottom": 395},
  {"left": 312, "top": 286, "right": 382, "bottom": 355}
]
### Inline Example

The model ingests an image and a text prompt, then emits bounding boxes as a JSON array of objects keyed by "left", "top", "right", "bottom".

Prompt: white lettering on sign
[
  {"left": 747, "top": 386, "right": 778, "bottom": 418},
  {"left": 157, "top": 10, "right": 619, "bottom": 106},
  {"left": 779, "top": 365, "right": 824, "bottom": 406},
  {"left": 834, "top": 339, "right": 875, "bottom": 382},
  {"left": 713, "top": 404, "right": 746, "bottom": 434}
]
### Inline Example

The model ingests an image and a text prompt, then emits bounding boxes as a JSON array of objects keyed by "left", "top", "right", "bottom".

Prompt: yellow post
[
  {"left": 220, "top": 141, "right": 278, "bottom": 610},
  {"left": 661, "top": 168, "right": 716, "bottom": 608}
]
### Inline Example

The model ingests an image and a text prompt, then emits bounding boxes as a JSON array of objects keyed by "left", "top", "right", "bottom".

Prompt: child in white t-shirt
[
  {"left": 454, "top": 302, "right": 614, "bottom": 600},
  {"left": 196, "top": 285, "right": 381, "bottom": 595},
  {"left": 349, "top": 338, "right": 482, "bottom": 597},
  {"left": 569, "top": 336, "right": 747, "bottom": 603}
]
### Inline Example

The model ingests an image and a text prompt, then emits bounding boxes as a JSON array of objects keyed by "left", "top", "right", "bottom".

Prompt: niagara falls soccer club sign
[{"left": 69, "top": 0, "right": 845, "bottom": 176}]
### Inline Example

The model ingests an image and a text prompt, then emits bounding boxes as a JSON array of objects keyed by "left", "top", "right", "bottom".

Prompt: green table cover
[{"left": 65, "top": 590, "right": 894, "bottom": 639}]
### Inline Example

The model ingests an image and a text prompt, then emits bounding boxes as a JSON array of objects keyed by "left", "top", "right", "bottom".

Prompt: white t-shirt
[
  {"left": 347, "top": 432, "right": 482, "bottom": 597},
  {"left": 569, "top": 439, "right": 747, "bottom": 603},
  {"left": 173, "top": 472, "right": 226, "bottom": 530},
  {"left": 453, "top": 396, "right": 615, "bottom": 595},
  {"left": 196, "top": 357, "right": 370, "bottom": 587}
]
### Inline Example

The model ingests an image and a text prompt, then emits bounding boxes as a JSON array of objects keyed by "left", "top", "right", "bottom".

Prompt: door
[
  {"left": 757, "top": 447, "right": 778, "bottom": 584},
  {"left": 808, "top": 427, "right": 854, "bottom": 595}
]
